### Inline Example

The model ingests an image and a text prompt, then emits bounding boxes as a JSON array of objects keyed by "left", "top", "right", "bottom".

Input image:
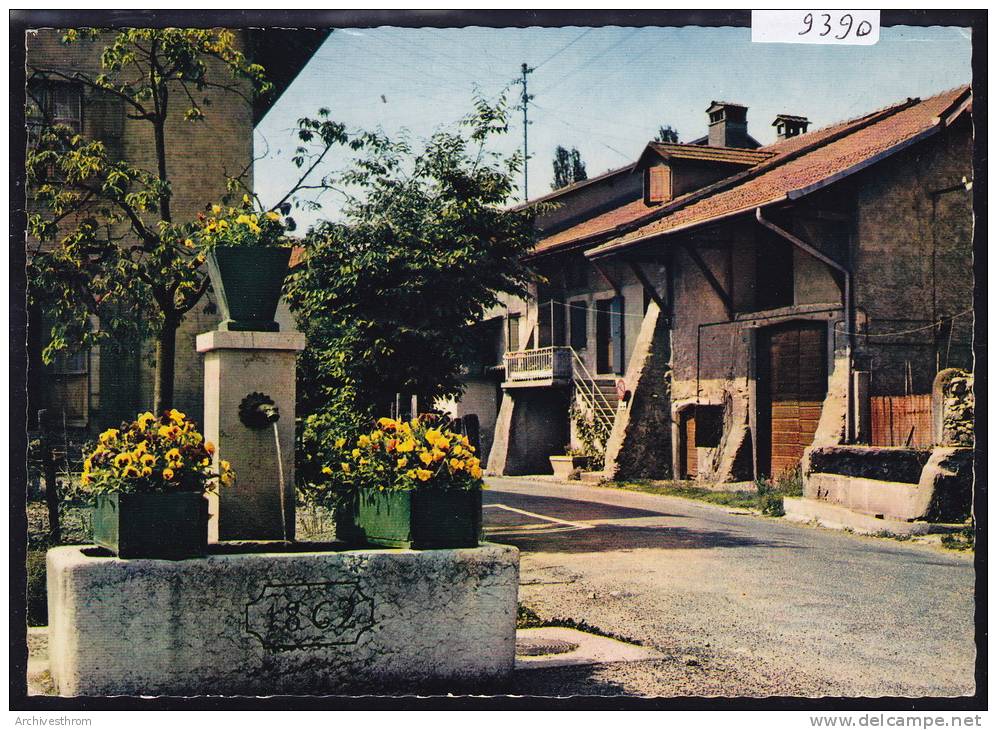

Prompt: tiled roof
[
  {"left": 644, "top": 142, "right": 774, "bottom": 166},
  {"left": 528, "top": 86, "right": 970, "bottom": 259},
  {"left": 590, "top": 86, "right": 970, "bottom": 257}
]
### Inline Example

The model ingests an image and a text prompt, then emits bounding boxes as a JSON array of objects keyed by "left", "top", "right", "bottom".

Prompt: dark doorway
[{"left": 756, "top": 321, "right": 828, "bottom": 478}]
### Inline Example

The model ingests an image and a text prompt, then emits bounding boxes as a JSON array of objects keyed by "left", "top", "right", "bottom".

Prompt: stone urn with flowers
[
  {"left": 83, "top": 409, "right": 235, "bottom": 559},
  {"left": 198, "top": 197, "right": 295, "bottom": 332}
]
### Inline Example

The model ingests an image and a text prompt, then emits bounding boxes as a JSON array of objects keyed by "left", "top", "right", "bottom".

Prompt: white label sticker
[{"left": 751, "top": 10, "right": 880, "bottom": 45}]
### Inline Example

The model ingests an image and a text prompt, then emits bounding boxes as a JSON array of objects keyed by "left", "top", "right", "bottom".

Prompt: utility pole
[{"left": 517, "top": 62, "right": 534, "bottom": 201}]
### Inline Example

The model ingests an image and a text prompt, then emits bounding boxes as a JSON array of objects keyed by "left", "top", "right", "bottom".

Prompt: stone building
[
  {"left": 24, "top": 28, "right": 326, "bottom": 436},
  {"left": 457, "top": 87, "right": 973, "bottom": 511}
]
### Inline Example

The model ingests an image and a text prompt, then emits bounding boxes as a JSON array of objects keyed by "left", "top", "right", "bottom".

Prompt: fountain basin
[{"left": 47, "top": 542, "right": 519, "bottom": 696}]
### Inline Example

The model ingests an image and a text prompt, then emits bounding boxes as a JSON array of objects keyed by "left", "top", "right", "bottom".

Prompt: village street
[{"left": 486, "top": 477, "right": 976, "bottom": 698}]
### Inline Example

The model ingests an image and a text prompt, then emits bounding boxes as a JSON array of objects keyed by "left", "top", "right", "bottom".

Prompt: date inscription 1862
[{"left": 245, "top": 580, "right": 374, "bottom": 652}]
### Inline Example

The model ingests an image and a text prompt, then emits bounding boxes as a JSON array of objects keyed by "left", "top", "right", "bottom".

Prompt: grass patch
[
  {"left": 610, "top": 468, "right": 803, "bottom": 517},
  {"left": 610, "top": 481, "right": 760, "bottom": 510},
  {"left": 516, "top": 603, "right": 642, "bottom": 645}
]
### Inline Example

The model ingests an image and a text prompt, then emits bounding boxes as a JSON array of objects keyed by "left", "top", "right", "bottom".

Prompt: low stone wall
[
  {"left": 47, "top": 543, "right": 519, "bottom": 696},
  {"left": 803, "top": 445, "right": 972, "bottom": 522}
]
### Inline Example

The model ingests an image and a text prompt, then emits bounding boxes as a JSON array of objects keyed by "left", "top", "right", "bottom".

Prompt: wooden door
[
  {"left": 596, "top": 299, "right": 612, "bottom": 373},
  {"left": 757, "top": 322, "right": 827, "bottom": 478},
  {"left": 680, "top": 408, "right": 698, "bottom": 479}
]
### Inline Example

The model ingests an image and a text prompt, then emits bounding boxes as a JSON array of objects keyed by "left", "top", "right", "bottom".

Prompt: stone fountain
[{"left": 46, "top": 319, "right": 519, "bottom": 696}]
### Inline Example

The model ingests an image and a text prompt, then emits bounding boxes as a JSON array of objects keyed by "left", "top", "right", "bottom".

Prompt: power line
[{"left": 533, "top": 27, "right": 595, "bottom": 70}]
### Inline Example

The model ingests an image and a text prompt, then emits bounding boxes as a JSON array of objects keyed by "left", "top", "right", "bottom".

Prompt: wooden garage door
[
  {"left": 680, "top": 408, "right": 697, "bottom": 479},
  {"left": 760, "top": 322, "right": 827, "bottom": 478}
]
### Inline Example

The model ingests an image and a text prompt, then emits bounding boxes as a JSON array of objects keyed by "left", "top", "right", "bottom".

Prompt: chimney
[
  {"left": 706, "top": 101, "right": 751, "bottom": 148},
  {"left": 773, "top": 113, "right": 811, "bottom": 140}
]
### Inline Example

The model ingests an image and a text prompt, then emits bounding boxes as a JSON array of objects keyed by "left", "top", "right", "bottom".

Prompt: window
[
  {"left": 755, "top": 230, "right": 795, "bottom": 310},
  {"left": 569, "top": 300, "right": 587, "bottom": 351},
  {"left": 27, "top": 80, "right": 83, "bottom": 139},
  {"left": 506, "top": 313, "right": 521, "bottom": 353},
  {"left": 537, "top": 300, "right": 566, "bottom": 348}
]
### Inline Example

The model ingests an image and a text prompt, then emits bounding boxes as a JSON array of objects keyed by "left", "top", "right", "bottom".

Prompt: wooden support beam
[
  {"left": 682, "top": 242, "right": 733, "bottom": 319},
  {"left": 625, "top": 258, "right": 669, "bottom": 315}
]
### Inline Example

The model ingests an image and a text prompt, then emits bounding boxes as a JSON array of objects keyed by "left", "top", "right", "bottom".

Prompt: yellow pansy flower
[
  {"left": 470, "top": 465, "right": 483, "bottom": 479},
  {"left": 205, "top": 441, "right": 215, "bottom": 455},
  {"left": 419, "top": 451, "right": 434, "bottom": 466},
  {"left": 123, "top": 465, "right": 141, "bottom": 478},
  {"left": 358, "top": 435, "right": 370, "bottom": 447},
  {"left": 425, "top": 429, "right": 441, "bottom": 446},
  {"left": 211, "top": 204, "right": 222, "bottom": 215},
  {"left": 431, "top": 449, "right": 445, "bottom": 462},
  {"left": 415, "top": 469, "right": 433, "bottom": 482},
  {"left": 140, "top": 453, "right": 156, "bottom": 467},
  {"left": 351, "top": 448, "right": 361, "bottom": 458},
  {"left": 220, "top": 460, "right": 231, "bottom": 472},
  {"left": 162, "top": 467, "right": 175, "bottom": 481},
  {"left": 334, "top": 437, "right": 346, "bottom": 449},
  {"left": 397, "top": 457, "right": 408, "bottom": 468},
  {"left": 168, "top": 409, "right": 186, "bottom": 425},
  {"left": 341, "top": 463, "right": 351, "bottom": 474},
  {"left": 165, "top": 448, "right": 182, "bottom": 461},
  {"left": 265, "top": 211, "right": 280, "bottom": 221},
  {"left": 114, "top": 453, "right": 132, "bottom": 468},
  {"left": 449, "top": 458, "right": 464, "bottom": 470},
  {"left": 137, "top": 412, "right": 156, "bottom": 429},
  {"left": 99, "top": 428, "right": 119, "bottom": 444},
  {"left": 141, "top": 466, "right": 153, "bottom": 477},
  {"left": 321, "top": 466, "right": 333, "bottom": 475},
  {"left": 397, "top": 439, "right": 416, "bottom": 453}
]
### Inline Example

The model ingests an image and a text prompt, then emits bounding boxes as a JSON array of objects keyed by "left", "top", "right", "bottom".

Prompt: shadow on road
[{"left": 484, "top": 490, "right": 789, "bottom": 554}]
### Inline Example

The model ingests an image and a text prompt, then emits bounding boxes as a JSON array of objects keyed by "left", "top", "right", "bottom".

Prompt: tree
[
  {"left": 655, "top": 125, "right": 679, "bottom": 143},
  {"left": 551, "top": 145, "right": 587, "bottom": 190},
  {"left": 284, "top": 96, "right": 537, "bottom": 489},
  {"left": 25, "top": 29, "right": 273, "bottom": 412}
]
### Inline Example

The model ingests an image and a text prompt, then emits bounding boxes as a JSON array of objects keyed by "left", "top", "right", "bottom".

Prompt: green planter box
[
  {"left": 92, "top": 493, "right": 209, "bottom": 560},
  {"left": 206, "top": 246, "right": 292, "bottom": 332},
  {"left": 356, "top": 488, "right": 482, "bottom": 549}
]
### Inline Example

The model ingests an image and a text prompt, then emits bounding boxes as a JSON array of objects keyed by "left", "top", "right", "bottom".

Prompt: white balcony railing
[{"left": 503, "top": 346, "right": 573, "bottom": 382}]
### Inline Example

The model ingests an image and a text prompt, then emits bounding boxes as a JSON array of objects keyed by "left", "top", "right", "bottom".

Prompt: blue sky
[{"left": 254, "top": 24, "right": 971, "bottom": 231}]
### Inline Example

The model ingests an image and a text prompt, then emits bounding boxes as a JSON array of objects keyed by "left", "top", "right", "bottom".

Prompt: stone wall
[{"left": 603, "top": 302, "right": 673, "bottom": 480}]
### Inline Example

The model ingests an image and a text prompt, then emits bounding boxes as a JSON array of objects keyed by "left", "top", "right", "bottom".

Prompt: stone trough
[{"left": 47, "top": 542, "right": 519, "bottom": 696}]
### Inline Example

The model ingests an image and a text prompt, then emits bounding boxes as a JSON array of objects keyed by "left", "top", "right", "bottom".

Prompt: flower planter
[
  {"left": 92, "top": 492, "right": 209, "bottom": 560},
  {"left": 206, "top": 246, "right": 292, "bottom": 332},
  {"left": 333, "top": 494, "right": 366, "bottom": 546},
  {"left": 549, "top": 455, "right": 590, "bottom": 479},
  {"left": 356, "top": 488, "right": 482, "bottom": 549}
]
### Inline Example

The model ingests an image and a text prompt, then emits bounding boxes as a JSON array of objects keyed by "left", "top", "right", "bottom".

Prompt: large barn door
[{"left": 757, "top": 322, "right": 828, "bottom": 478}]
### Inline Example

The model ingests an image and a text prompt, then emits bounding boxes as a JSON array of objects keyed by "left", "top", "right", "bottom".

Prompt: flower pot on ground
[
  {"left": 197, "top": 201, "right": 295, "bottom": 332},
  {"left": 549, "top": 454, "right": 591, "bottom": 479},
  {"left": 82, "top": 409, "right": 234, "bottom": 560},
  {"left": 321, "top": 415, "right": 485, "bottom": 550}
]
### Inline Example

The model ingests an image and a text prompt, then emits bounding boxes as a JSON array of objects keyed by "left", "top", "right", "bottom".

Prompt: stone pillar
[{"left": 196, "top": 330, "right": 305, "bottom": 541}]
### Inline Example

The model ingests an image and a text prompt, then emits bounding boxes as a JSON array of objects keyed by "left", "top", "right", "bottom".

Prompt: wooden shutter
[{"left": 646, "top": 165, "right": 671, "bottom": 204}]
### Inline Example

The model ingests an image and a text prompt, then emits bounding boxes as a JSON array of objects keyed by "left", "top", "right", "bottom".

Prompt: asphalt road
[{"left": 486, "top": 477, "right": 977, "bottom": 698}]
